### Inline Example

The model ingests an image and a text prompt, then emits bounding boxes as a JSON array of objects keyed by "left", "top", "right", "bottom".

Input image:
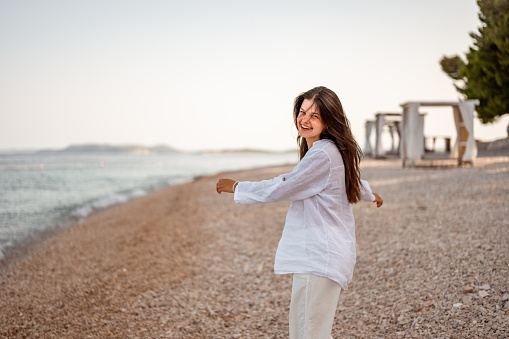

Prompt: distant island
[
  {"left": 37, "top": 144, "right": 179, "bottom": 155},
  {"left": 201, "top": 148, "right": 297, "bottom": 154},
  {"left": 31, "top": 144, "right": 297, "bottom": 155}
]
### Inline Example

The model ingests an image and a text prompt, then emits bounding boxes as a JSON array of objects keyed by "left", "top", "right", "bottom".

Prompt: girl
[{"left": 216, "top": 86, "right": 383, "bottom": 339}]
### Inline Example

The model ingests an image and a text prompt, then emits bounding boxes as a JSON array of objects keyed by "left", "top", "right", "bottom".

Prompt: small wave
[{"left": 70, "top": 189, "right": 147, "bottom": 219}]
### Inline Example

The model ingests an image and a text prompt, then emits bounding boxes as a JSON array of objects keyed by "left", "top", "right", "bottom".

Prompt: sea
[{"left": 0, "top": 150, "right": 298, "bottom": 260}]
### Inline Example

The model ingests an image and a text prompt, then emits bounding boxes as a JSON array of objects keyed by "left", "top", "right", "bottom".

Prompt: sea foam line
[{"left": 71, "top": 189, "right": 147, "bottom": 219}]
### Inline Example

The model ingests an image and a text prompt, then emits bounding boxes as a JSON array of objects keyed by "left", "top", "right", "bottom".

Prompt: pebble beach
[{"left": 1, "top": 155, "right": 508, "bottom": 338}]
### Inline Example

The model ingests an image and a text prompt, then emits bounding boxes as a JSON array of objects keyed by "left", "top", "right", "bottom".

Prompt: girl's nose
[{"left": 300, "top": 115, "right": 310, "bottom": 123}]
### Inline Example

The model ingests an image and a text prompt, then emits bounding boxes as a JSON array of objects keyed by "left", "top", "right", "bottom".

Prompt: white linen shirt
[{"left": 234, "top": 139, "right": 375, "bottom": 289}]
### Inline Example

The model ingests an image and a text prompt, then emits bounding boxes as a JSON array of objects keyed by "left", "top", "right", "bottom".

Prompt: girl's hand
[
  {"left": 373, "top": 193, "right": 383, "bottom": 208},
  {"left": 216, "top": 178, "right": 237, "bottom": 194}
]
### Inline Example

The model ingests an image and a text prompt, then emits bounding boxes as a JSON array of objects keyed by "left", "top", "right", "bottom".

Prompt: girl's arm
[
  {"left": 360, "top": 179, "right": 383, "bottom": 208},
  {"left": 216, "top": 148, "right": 330, "bottom": 204}
]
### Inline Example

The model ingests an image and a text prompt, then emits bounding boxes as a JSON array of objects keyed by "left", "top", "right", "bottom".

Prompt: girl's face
[{"left": 297, "top": 99, "right": 324, "bottom": 146}]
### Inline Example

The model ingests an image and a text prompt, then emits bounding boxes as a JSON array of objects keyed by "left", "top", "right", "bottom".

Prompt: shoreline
[
  {"left": 0, "top": 150, "right": 300, "bottom": 267},
  {"left": 0, "top": 162, "right": 298, "bottom": 270},
  {"left": 1, "top": 158, "right": 508, "bottom": 337}
]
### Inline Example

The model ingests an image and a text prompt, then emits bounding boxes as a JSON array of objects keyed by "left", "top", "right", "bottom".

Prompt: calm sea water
[{"left": 0, "top": 151, "right": 297, "bottom": 260}]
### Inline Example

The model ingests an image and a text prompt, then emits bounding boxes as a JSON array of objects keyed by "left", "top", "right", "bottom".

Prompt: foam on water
[{"left": 70, "top": 188, "right": 147, "bottom": 219}]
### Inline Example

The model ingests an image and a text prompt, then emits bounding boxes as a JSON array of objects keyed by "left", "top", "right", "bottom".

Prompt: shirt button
[{"left": 282, "top": 177, "right": 286, "bottom": 181}]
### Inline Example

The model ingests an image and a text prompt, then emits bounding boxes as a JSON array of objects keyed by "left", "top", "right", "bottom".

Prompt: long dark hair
[{"left": 293, "top": 86, "right": 363, "bottom": 204}]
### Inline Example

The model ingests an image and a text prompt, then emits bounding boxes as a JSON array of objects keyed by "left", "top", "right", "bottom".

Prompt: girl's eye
[{"left": 312, "top": 114, "right": 319, "bottom": 118}]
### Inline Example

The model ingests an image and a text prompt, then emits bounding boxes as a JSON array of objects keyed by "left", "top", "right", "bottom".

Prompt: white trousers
[{"left": 289, "top": 273, "right": 342, "bottom": 339}]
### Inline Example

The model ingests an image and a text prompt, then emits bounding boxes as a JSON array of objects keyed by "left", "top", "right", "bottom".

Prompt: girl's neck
[{"left": 306, "top": 137, "right": 321, "bottom": 149}]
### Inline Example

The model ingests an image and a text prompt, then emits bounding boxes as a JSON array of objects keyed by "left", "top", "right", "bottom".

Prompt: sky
[{"left": 1, "top": 0, "right": 508, "bottom": 152}]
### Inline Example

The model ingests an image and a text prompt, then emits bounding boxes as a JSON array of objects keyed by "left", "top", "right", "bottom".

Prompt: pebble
[
  {"left": 464, "top": 285, "right": 475, "bottom": 294},
  {"left": 462, "top": 296, "right": 472, "bottom": 306}
]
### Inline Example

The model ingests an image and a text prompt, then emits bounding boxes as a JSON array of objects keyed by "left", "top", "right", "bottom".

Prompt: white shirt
[{"left": 234, "top": 139, "right": 375, "bottom": 289}]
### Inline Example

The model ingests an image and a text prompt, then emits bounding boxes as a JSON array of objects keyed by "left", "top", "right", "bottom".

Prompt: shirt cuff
[{"left": 233, "top": 181, "right": 242, "bottom": 204}]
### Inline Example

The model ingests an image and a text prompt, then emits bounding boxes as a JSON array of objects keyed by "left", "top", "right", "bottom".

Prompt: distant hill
[
  {"left": 38, "top": 144, "right": 179, "bottom": 154},
  {"left": 201, "top": 148, "right": 297, "bottom": 154},
  {"left": 24, "top": 144, "right": 297, "bottom": 155}
]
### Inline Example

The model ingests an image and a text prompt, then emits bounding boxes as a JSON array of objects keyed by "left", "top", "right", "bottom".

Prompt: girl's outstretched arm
[
  {"left": 217, "top": 147, "right": 331, "bottom": 204},
  {"left": 373, "top": 193, "right": 383, "bottom": 208}
]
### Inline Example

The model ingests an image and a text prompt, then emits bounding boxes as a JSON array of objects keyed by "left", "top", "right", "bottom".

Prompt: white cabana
[
  {"left": 400, "top": 100, "right": 480, "bottom": 167},
  {"left": 365, "top": 114, "right": 402, "bottom": 158},
  {"left": 374, "top": 113, "right": 401, "bottom": 158}
]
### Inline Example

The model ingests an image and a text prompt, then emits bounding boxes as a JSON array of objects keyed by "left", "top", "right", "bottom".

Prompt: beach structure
[
  {"left": 374, "top": 113, "right": 401, "bottom": 158},
  {"left": 365, "top": 113, "right": 409, "bottom": 158},
  {"left": 400, "top": 100, "right": 480, "bottom": 167}
]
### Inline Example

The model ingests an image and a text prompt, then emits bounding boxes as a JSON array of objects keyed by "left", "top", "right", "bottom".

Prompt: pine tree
[{"left": 440, "top": 0, "right": 509, "bottom": 123}]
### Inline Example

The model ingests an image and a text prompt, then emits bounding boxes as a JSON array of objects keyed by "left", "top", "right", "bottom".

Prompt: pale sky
[{"left": 1, "top": 0, "right": 508, "bottom": 152}]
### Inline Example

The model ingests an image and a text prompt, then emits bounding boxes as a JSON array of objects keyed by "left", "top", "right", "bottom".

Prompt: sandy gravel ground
[{"left": 1, "top": 156, "right": 508, "bottom": 338}]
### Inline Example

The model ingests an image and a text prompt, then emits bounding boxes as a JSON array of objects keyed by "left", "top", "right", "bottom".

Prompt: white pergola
[
  {"left": 366, "top": 112, "right": 434, "bottom": 158},
  {"left": 365, "top": 113, "right": 402, "bottom": 158},
  {"left": 375, "top": 113, "right": 401, "bottom": 157},
  {"left": 400, "top": 100, "right": 480, "bottom": 167}
]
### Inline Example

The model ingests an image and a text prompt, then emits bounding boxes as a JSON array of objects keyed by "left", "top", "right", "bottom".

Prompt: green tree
[{"left": 440, "top": 0, "right": 509, "bottom": 123}]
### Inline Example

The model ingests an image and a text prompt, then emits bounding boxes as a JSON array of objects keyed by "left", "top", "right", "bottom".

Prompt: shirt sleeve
[
  {"left": 234, "top": 148, "right": 331, "bottom": 204},
  {"left": 360, "top": 179, "right": 375, "bottom": 202}
]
